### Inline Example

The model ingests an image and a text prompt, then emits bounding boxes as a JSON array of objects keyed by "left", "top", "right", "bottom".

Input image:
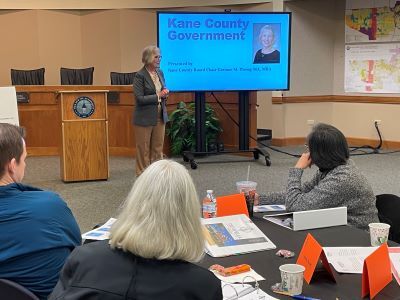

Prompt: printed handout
[
  {"left": 253, "top": 205, "right": 286, "bottom": 213},
  {"left": 81, "top": 218, "right": 116, "bottom": 241},
  {"left": 203, "top": 214, "right": 276, "bottom": 257}
]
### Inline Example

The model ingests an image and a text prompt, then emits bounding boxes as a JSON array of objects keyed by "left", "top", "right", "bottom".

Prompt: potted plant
[{"left": 166, "top": 101, "right": 222, "bottom": 156}]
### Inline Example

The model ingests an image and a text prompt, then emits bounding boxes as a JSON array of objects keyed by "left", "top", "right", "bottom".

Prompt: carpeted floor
[{"left": 22, "top": 146, "right": 400, "bottom": 232}]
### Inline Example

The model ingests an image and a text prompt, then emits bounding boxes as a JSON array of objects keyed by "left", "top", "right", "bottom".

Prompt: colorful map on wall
[
  {"left": 345, "top": 44, "right": 400, "bottom": 93},
  {"left": 345, "top": 0, "right": 400, "bottom": 42}
]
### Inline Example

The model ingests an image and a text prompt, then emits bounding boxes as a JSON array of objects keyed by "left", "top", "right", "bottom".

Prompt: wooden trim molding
[
  {"left": 271, "top": 137, "right": 306, "bottom": 147},
  {"left": 109, "top": 147, "right": 135, "bottom": 157},
  {"left": 272, "top": 95, "right": 400, "bottom": 105},
  {"left": 345, "top": 138, "right": 400, "bottom": 150},
  {"left": 27, "top": 147, "right": 59, "bottom": 156},
  {"left": 272, "top": 137, "right": 400, "bottom": 150}
]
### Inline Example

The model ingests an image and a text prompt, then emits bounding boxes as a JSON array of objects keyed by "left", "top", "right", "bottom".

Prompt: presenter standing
[{"left": 133, "top": 45, "right": 169, "bottom": 176}]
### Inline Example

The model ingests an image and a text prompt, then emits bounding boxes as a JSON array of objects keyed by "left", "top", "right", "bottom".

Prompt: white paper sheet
[
  {"left": 81, "top": 218, "right": 116, "bottom": 240},
  {"left": 389, "top": 247, "right": 400, "bottom": 286},
  {"left": 323, "top": 247, "right": 377, "bottom": 274},
  {"left": 263, "top": 214, "right": 293, "bottom": 230},
  {"left": 323, "top": 246, "right": 400, "bottom": 285},
  {"left": 253, "top": 205, "right": 286, "bottom": 213},
  {"left": 0, "top": 87, "right": 19, "bottom": 125}
]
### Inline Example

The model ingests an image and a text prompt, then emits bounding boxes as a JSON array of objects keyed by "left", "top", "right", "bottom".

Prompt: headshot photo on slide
[{"left": 253, "top": 23, "right": 281, "bottom": 64}]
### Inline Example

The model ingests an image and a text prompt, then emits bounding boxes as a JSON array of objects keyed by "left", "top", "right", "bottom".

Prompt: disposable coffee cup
[
  {"left": 279, "top": 264, "right": 305, "bottom": 296},
  {"left": 369, "top": 223, "right": 390, "bottom": 246},
  {"left": 236, "top": 181, "right": 257, "bottom": 218}
]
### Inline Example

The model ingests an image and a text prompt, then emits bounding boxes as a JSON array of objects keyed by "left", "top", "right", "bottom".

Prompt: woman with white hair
[
  {"left": 133, "top": 45, "right": 169, "bottom": 176},
  {"left": 50, "top": 160, "right": 222, "bottom": 300},
  {"left": 253, "top": 25, "right": 280, "bottom": 64}
]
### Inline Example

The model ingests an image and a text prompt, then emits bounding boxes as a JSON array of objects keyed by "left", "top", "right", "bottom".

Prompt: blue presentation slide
[{"left": 158, "top": 12, "right": 291, "bottom": 91}]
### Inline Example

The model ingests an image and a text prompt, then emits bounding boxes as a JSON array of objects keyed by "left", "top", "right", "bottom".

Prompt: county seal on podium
[{"left": 73, "top": 96, "right": 95, "bottom": 118}]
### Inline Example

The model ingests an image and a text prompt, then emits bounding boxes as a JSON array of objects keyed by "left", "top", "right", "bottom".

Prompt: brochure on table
[
  {"left": 263, "top": 206, "right": 347, "bottom": 231},
  {"left": 81, "top": 218, "right": 116, "bottom": 240},
  {"left": 202, "top": 214, "right": 276, "bottom": 257}
]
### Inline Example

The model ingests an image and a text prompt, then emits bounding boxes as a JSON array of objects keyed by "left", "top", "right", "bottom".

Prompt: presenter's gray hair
[
  {"left": 141, "top": 45, "right": 160, "bottom": 65},
  {"left": 109, "top": 159, "right": 204, "bottom": 262}
]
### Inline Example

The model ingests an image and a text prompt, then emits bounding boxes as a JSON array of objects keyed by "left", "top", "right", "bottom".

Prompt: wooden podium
[{"left": 58, "top": 90, "right": 109, "bottom": 182}]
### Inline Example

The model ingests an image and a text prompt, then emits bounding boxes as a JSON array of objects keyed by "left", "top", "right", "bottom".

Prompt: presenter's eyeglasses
[{"left": 154, "top": 55, "right": 162, "bottom": 59}]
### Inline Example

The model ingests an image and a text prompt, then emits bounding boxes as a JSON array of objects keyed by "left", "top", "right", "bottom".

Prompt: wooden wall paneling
[
  {"left": 18, "top": 104, "right": 61, "bottom": 156},
  {"left": 108, "top": 104, "right": 135, "bottom": 156},
  {"left": 207, "top": 92, "right": 238, "bottom": 149},
  {"left": 212, "top": 103, "right": 239, "bottom": 149},
  {"left": 207, "top": 91, "right": 258, "bottom": 149},
  {"left": 118, "top": 91, "right": 134, "bottom": 105},
  {"left": 16, "top": 86, "right": 256, "bottom": 157},
  {"left": 249, "top": 91, "right": 258, "bottom": 148}
]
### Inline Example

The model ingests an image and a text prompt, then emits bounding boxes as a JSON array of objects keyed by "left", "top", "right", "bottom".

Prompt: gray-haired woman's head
[
  {"left": 141, "top": 45, "right": 161, "bottom": 66},
  {"left": 109, "top": 159, "right": 204, "bottom": 262}
]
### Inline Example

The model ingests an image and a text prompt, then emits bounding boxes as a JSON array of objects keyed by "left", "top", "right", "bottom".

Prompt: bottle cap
[{"left": 206, "top": 190, "right": 214, "bottom": 193}]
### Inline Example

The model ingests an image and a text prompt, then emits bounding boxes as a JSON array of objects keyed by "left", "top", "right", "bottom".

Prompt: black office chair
[
  {"left": 110, "top": 72, "right": 136, "bottom": 85},
  {"left": 60, "top": 67, "right": 94, "bottom": 85},
  {"left": 11, "top": 68, "right": 45, "bottom": 85},
  {"left": 0, "top": 279, "right": 39, "bottom": 300},
  {"left": 376, "top": 194, "right": 400, "bottom": 243}
]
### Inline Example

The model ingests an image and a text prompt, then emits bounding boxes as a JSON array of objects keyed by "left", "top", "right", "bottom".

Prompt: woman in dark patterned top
[
  {"left": 259, "top": 123, "right": 378, "bottom": 231},
  {"left": 253, "top": 25, "right": 280, "bottom": 64}
]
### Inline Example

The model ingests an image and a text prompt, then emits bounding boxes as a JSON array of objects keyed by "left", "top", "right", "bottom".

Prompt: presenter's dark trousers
[{"left": 134, "top": 108, "right": 165, "bottom": 176}]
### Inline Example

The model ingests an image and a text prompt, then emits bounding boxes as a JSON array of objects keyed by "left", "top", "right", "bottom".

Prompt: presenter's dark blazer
[
  {"left": 133, "top": 67, "right": 169, "bottom": 126},
  {"left": 49, "top": 240, "right": 222, "bottom": 300}
]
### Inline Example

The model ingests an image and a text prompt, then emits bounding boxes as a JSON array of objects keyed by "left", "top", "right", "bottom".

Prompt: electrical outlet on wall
[{"left": 307, "top": 120, "right": 315, "bottom": 126}]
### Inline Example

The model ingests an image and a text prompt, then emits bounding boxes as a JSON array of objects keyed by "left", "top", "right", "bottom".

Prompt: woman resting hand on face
[{"left": 258, "top": 123, "right": 379, "bottom": 231}]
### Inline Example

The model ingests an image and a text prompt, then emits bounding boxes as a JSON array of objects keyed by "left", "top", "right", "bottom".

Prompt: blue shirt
[{"left": 0, "top": 183, "right": 81, "bottom": 299}]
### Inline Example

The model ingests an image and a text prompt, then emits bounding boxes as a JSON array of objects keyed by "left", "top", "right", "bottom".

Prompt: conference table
[{"left": 198, "top": 214, "right": 400, "bottom": 300}]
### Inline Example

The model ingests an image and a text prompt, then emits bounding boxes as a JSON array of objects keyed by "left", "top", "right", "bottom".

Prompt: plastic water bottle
[{"left": 202, "top": 190, "right": 217, "bottom": 218}]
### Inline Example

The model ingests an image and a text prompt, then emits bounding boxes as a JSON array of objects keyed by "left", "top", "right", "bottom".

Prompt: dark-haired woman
[{"left": 260, "top": 123, "right": 378, "bottom": 231}]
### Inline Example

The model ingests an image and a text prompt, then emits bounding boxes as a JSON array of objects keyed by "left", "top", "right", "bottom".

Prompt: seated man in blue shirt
[{"left": 0, "top": 123, "right": 82, "bottom": 299}]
